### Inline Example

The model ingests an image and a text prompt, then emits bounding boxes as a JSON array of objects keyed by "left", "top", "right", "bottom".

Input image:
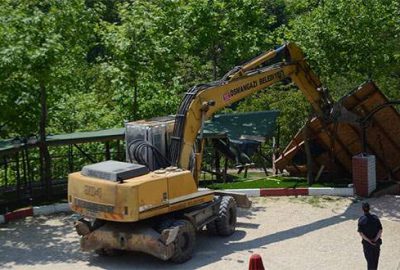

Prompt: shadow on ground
[{"left": 0, "top": 213, "right": 89, "bottom": 268}]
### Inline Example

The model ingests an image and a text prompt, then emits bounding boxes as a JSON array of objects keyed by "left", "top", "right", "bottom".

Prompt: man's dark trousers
[{"left": 363, "top": 241, "right": 380, "bottom": 270}]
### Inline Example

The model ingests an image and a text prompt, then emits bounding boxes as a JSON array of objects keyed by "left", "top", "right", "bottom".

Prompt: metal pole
[
  {"left": 223, "top": 157, "right": 228, "bottom": 183},
  {"left": 25, "top": 148, "right": 33, "bottom": 200},
  {"left": 214, "top": 148, "right": 220, "bottom": 181},
  {"left": 117, "top": 140, "right": 122, "bottom": 161},
  {"left": 362, "top": 123, "right": 367, "bottom": 154},
  {"left": 15, "top": 152, "right": 21, "bottom": 200},
  {"left": 3, "top": 157, "right": 8, "bottom": 188},
  {"left": 68, "top": 144, "right": 74, "bottom": 173},
  {"left": 22, "top": 147, "right": 27, "bottom": 188},
  {"left": 105, "top": 142, "right": 111, "bottom": 160},
  {"left": 272, "top": 136, "right": 276, "bottom": 175}
]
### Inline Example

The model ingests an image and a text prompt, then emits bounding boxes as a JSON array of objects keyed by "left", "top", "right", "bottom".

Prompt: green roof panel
[
  {"left": 204, "top": 110, "right": 280, "bottom": 141},
  {"left": 0, "top": 111, "right": 279, "bottom": 156},
  {"left": 46, "top": 128, "right": 125, "bottom": 145}
]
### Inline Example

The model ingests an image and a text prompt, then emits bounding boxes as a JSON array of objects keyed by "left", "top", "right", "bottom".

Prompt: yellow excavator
[{"left": 68, "top": 43, "right": 334, "bottom": 262}]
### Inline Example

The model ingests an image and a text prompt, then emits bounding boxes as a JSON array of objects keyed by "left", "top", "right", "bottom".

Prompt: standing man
[{"left": 358, "top": 202, "right": 383, "bottom": 270}]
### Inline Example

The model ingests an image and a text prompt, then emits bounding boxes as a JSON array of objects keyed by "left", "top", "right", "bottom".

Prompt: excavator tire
[
  {"left": 215, "top": 196, "right": 237, "bottom": 236},
  {"left": 206, "top": 220, "right": 218, "bottom": 235},
  {"left": 170, "top": 219, "right": 196, "bottom": 263}
]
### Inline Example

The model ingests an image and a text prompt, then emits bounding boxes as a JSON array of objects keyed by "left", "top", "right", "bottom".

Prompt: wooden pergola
[{"left": 275, "top": 81, "right": 400, "bottom": 183}]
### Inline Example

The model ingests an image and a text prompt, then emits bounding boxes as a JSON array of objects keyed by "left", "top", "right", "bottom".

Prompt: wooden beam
[
  {"left": 352, "top": 94, "right": 400, "bottom": 155},
  {"left": 347, "top": 124, "right": 394, "bottom": 180},
  {"left": 308, "top": 123, "right": 353, "bottom": 174}
]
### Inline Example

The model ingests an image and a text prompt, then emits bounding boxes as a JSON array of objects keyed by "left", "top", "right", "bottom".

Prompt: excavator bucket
[{"left": 75, "top": 221, "right": 177, "bottom": 260}]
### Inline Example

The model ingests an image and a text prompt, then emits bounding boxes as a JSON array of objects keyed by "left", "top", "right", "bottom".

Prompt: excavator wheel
[
  {"left": 215, "top": 196, "right": 237, "bottom": 236},
  {"left": 206, "top": 220, "right": 218, "bottom": 235},
  {"left": 170, "top": 219, "right": 196, "bottom": 263}
]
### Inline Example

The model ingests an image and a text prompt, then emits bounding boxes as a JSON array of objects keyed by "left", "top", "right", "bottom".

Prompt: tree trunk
[
  {"left": 133, "top": 77, "right": 138, "bottom": 120},
  {"left": 39, "top": 80, "right": 52, "bottom": 198},
  {"left": 303, "top": 123, "right": 314, "bottom": 185},
  {"left": 212, "top": 42, "right": 218, "bottom": 80}
]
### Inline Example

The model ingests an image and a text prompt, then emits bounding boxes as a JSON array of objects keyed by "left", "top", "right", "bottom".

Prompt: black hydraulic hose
[
  {"left": 170, "top": 82, "right": 223, "bottom": 167},
  {"left": 128, "top": 139, "right": 171, "bottom": 170}
]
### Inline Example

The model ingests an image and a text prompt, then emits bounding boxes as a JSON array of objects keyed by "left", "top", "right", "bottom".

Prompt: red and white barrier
[
  {"left": 223, "top": 187, "right": 354, "bottom": 197},
  {"left": 0, "top": 203, "right": 70, "bottom": 224},
  {"left": 308, "top": 187, "right": 354, "bottom": 196}
]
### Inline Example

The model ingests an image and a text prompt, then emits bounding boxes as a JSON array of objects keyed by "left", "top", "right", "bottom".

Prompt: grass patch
[
  {"left": 207, "top": 176, "right": 307, "bottom": 189},
  {"left": 204, "top": 175, "right": 350, "bottom": 189},
  {"left": 200, "top": 171, "right": 267, "bottom": 182}
]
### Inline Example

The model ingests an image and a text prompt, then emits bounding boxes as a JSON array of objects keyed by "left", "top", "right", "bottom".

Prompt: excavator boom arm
[{"left": 170, "top": 43, "right": 332, "bottom": 171}]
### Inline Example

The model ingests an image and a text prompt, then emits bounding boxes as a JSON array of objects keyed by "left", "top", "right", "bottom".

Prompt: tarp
[
  {"left": 203, "top": 111, "right": 280, "bottom": 164},
  {"left": 203, "top": 110, "right": 280, "bottom": 141}
]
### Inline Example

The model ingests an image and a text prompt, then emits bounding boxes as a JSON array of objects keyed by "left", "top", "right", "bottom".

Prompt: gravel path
[{"left": 1, "top": 196, "right": 399, "bottom": 270}]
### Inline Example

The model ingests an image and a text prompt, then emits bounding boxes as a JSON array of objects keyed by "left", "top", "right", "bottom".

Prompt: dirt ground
[{"left": 0, "top": 196, "right": 399, "bottom": 270}]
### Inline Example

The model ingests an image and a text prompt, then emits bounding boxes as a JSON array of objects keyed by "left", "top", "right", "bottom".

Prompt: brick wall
[{"left": 352, "top": 155, "right": 376, "bottom": 197}]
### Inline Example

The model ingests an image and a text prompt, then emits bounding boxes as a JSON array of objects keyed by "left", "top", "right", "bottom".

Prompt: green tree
[
  {"left": 182, "top": 0, "right": 287, "bottom": 80},
  {"left": 0, "top": 0, "right": 95, "bottom": 193},
  {"left": 286, "top": 0, "right": 400, "bottom": 98},
  {"left": 96, "top": 1, "right": 185, "bottom": 121}
]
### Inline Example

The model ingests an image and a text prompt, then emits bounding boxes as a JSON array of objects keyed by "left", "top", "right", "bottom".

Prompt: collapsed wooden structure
[{"left": 275, "top": 81, "right": 400, "bottom": 183}]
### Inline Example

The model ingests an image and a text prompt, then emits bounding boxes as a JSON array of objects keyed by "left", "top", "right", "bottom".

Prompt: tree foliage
[
  {"left": 0, "top": 0, "right": 95, "bottom": 136},
  {"left": 286, "top": 0, "right": 400, "bottom": 98},
  {"left": 0, "top": 0, "right": 398, "bottom": 149}
]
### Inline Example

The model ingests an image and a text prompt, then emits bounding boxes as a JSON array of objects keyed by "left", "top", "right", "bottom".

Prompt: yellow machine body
[{"left": 68, "top": 169, "right": 214, "bottom": 222}]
